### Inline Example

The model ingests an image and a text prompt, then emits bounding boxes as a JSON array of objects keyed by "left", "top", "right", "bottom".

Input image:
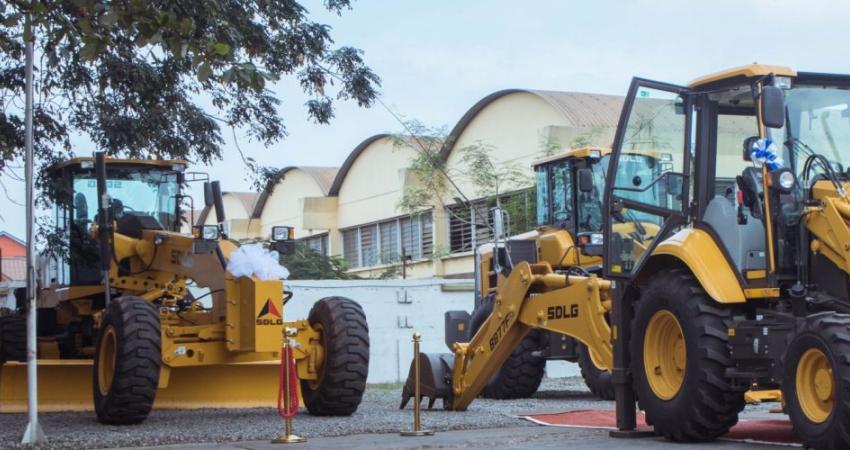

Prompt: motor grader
[
  {"left": 404, "top": 64, "right": 850, "bottom": 450},
  {"left": 442, "top": 146, "right": 671, "bottom": 401},
  {"left": 0, "top": 153, "right": 369, "bottom": 424}
]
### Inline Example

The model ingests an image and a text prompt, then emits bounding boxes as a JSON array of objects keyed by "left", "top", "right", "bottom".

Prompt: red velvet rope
[{"left": 277, "top": 345, "right": 299, "bottom": 419}]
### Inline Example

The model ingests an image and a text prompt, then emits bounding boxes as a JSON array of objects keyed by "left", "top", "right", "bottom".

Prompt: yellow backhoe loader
[
  {"left": 404, "top": 65, "right": 850, "bottom": 450},
  {"left": 0, "top": 153, "right": 369, "bottom": 424},
  {"left": 441, "top": 147, "right": 670, "bottom": 401}
]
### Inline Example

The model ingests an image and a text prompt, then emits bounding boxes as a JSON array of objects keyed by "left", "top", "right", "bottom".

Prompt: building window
[
  {"left": 301, "top": 233, "right": 329, "bottom": 256},
  {"left": 447, "top": 188, "right": 536, "bottom": 253},
  {"left": 340, "top": 211, "right": 433, "bottom": 269}
]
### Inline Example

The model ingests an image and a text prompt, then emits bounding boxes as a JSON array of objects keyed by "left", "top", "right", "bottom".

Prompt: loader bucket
[
  {"left": 1, "top": 359, "right": 290, "bottom": 413},
  {"left": 400, "top": 352, "right": 454, "bottom": 410}
]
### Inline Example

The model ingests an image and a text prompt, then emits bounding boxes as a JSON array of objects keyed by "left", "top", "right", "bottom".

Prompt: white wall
[{"left": 283, "top": 278, "right": 578, "bottom": 383}]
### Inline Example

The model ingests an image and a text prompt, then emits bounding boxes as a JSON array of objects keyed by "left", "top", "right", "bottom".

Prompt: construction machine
[
  {"left": 442, "top": 147, "right": 671, "bottom": 401},
  {"left": 404, "top": 64, "right": 850, "bottom": 450},
  {"left": 0, "top": 153, "right": 369, "bottom": 424}
]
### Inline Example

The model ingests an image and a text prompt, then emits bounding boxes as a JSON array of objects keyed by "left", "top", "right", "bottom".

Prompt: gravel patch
[{"left": 0, "top": 376, "right": 780, "bottom": 449}]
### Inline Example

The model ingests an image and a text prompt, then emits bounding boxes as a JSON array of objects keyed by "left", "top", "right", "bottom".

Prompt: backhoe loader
[
  {"left": 404, "top": 64, "right": 850, "bottom": 450},
  {"left": 442, "top": 147, "right": 670, "bottom": 401},
  {"left": 0, "top": 153, "right": 369, "bottom": 424}
]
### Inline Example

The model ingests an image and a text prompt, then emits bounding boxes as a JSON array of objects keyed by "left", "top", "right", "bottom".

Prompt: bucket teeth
[{"left": 400, "top": 352, "right": 455, "bottom": 410}]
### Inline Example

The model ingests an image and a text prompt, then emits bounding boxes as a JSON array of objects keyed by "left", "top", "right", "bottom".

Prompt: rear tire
[
  {"left": 577, "top": 343, "right": 614, "bottom": 400},
  {"left": 782, "top": 312, "right": 850, "bottom": 450},
  {"left": 631, "top": 268, "right": 744, "bottom": 441},
  {"left": 301, "top": 297, "right": 369, "bottom": 416},
  {"left": 93, "top": 296, "right": 161, "bottom": 425},
  {"left": 0, "top": 314, "right": 27, "bottom": 363},
  {"left": 470, "top": 294, "right": 546, "bottom": 399}
]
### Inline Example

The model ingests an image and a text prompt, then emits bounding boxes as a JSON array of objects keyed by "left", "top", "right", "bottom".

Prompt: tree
[
  {"left": 394, "top": 120, "right": 532, "bottom": 239},
  {"left": 0, "top": 0, "right": 380, "bottom": 197},
  {"left": 278, "top": 241, "right": 354, "bottom": 280}
]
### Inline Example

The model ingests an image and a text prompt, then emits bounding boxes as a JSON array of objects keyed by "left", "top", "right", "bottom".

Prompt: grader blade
[
  {"left": 1, "top": 359, "right": 285, "bottom": 412},
  {"left": 400, "top": 352, "right": 454, "bottom": 410}
]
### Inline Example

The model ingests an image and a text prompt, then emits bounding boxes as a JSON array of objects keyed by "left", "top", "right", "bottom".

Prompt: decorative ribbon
[{"left": 750, "top": 138, "right": 784, "bottom": 171}]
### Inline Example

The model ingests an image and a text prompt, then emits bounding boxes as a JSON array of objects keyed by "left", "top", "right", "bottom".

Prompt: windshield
[
  {"left": 608, "top": 154, "right": 665, "bottom": 224},
  {"left": 72, "top": 167, "right": 180, "bottom": 231},
  {"left": 784, "top": 86, "right": 850, "bottom": 183}
]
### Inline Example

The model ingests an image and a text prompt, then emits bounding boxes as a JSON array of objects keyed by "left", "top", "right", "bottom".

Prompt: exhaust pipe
[{"left": 400, "top": 352, "right": 454, "bottom": 410}]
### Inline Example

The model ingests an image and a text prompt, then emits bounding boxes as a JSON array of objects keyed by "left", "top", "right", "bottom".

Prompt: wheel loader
[
  {"left": 0, "top": 153, "right": 369, "bottom": 424},
  {"left": 403, "top": 64, "right": 850, "bottom": 450},
  {"left": 442, "top": 146, "right": 671, "bottom": 401}
]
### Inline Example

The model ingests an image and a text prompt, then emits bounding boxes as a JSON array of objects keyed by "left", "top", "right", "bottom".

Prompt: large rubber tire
[
  {"left": 92, "top": 296, "right": 161, "bottom": 425},
  {"left": 300, "top": 296, "right": 369, "bottom": 416},
  {"left": 470, "top": 294, "right": 546, "bottom": 399},
  {"left": 0, "top": 314, "right": 27, "bottom": 363},
  {"left": 577, "top": 343, "right": 614, "bottom": 400},
  {"left": 782, "top": 312, "right": 850, "bottom": 450},
  {"left": 631, "top": 268, "right": 745, "bottom": 442}
]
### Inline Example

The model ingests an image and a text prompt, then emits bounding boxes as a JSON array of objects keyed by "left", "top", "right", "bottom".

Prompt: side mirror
[
  {"left": 760, "top": 85, "right": 785, "bottom": 129},
  {"left": 210, "top": 181, "right": 225, "bottom": 224},
  {"left": 491, "top": 207, "right": 505, "bottom": 240},
  {"left": 742, "top": 136, "right": 759, "bottom": 162},
  {"left": 578, "top": 168, "right": 594, "bottom": 193},
  {"left": 665, "top": 172, "right": 684, "bottom": 197},
  {"left": 203, "top": 182, "right": 214, "bottom": 207}
]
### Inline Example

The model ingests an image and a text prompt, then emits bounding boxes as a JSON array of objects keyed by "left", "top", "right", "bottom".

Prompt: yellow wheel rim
[
  {"left": 307, "top": 323, "right": 326, "bottom": 390},
  {"left": 643, "top": 310, "right": 686, "bottom": 400},
  {"left": 796, "top": 348, "right": 834, "bottom": 424},
  {"left": 97, "top": 326, "right": 117, "bottom": 396},
  {"left": 589, "top": 347, "right": 608, "bottom": 371}
]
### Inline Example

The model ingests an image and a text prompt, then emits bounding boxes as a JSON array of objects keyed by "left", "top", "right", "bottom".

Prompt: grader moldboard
[
  {"left": 405, "top": 65, "right": 850, "bottom": 450},
  {"left": 0, "top": 153, "right": 369, "bottom": 424},
  {"left": 440, "top": 147, "right": 670, "bottom": 401}
]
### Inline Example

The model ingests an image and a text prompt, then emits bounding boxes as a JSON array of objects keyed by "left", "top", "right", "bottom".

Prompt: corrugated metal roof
[
  {"left": 529, "top": 90, "right": 625, "bottom": 128},
  {"left": 1, "top": 257, "right": 26, "bottom": 282}
]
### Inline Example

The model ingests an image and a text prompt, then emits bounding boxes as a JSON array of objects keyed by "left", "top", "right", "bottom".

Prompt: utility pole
[{"left": 21, "top": 11, "right": 47, "bottom": 445}]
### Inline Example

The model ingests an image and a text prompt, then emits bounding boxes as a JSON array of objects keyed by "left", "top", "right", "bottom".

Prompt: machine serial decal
[{"left": 489, "top": 311, "right": 515, "bottom": 351}]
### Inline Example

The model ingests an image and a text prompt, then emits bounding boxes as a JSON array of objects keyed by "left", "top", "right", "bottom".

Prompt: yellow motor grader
[
  {"left": 405, "top": 65, "right": 850, "bottom": 450},
  {"left": 441, "top": 147, "right": 669, "bottom": 401},
  {"left": 0, "top": 153, "right": 369, "bottom": 424}
]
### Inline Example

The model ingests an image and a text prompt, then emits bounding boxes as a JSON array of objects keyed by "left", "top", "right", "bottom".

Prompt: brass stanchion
[
  {"left": 273, "top": 337, "right": 306, "bottom": 444},
  {"left": 401, "top": 332, "right": 434, "bottom": 436}
]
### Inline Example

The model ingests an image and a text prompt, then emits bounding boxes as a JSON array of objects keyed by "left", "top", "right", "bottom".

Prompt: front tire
[
  {"left": 93, "top": 296, "right": 161, "bottom": 425},
  {"left": 578, "top": 343, "right": 614, "bottom": 400},
  {"left": 631, "top": 268, "right": 744, "bottom": 441},
  {"left": 470, "top": 294, "right": 546, "bottom": 399},
  {"left": 782, "top": 312, "right": 850, "bottom": 450},
  {"left": 0, "top": 314, "right": 26, "bottom": 363},
  {"left": 300, "top": 297, "right": 369, "bottom": 416}
]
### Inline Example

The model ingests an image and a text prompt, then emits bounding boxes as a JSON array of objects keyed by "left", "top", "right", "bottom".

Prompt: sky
[{"left": 4, "top": 0, "right": 850, "bottom": 239}]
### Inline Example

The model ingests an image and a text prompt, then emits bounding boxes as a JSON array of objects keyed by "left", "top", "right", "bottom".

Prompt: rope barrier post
[
  {"left": 272, "top": 331, "right": 306, "bottom": 444},
  {"left": 401, "top": 332, "right": 434, "bottom": 437}
]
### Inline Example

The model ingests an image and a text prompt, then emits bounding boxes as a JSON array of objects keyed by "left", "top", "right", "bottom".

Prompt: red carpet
[{"left": 520, "top": 410, "right": 801, "bottom": 446}]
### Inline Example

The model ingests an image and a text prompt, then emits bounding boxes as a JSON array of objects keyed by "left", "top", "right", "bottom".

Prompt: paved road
[{"left": 117, "top": 426, "right": 790, "bottom": 450}]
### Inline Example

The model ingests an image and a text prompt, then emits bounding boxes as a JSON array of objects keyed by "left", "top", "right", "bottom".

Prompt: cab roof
[
  {"left": 688, "top": 64, "right": 796, "bottom": 89},
  {"left": 50, "top": 157, "right": 188, "bottom": 172},
  {"left": 532, "top": 147, "right": 610, "bottom": 167}
]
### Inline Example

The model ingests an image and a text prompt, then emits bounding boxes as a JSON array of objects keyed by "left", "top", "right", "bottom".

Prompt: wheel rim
[
  {"left": 307, "top": 323, "right": 326, "bottom": 390},
  {"left": 643, "top": 310, "right": 686, "bottom": 400},
  {"left": 795, "top": 348, "right": 834, "bottom": 424},
  {"left": 589, "top": 347, "right": 607, "bottom": 371},
  {"left": 97, "top": 326, "right": 117, "bottom": 396}
]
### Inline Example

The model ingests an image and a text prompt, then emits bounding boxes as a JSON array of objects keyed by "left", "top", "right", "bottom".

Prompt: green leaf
[
  {"left": 212, "top": 42, "right": 230, "bottom": 56},
  {"left": 80, "top": 42, "right": 99, "bottom": 61},
  {"left": 197, "top": 62, "right": 212, "bottom": 82},
  {"left": 2, "top": 13, "right": 20, "bottom": 27}
]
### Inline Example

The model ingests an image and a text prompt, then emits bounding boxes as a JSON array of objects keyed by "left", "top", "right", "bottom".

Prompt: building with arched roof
[
  {"left": 221, "top": 89, "right": 626, "bottom": 278},
  {"left": 197, "top": 191, "right": 260, "bottom": 240}
]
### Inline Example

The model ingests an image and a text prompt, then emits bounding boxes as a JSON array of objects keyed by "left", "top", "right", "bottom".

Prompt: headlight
[
  {"left": 272, "top": 226, "right": 294, "bottom": 242},
  {"left": 201, "top": 225, "right": 220, "bottom": 240},
  {"left": 590, "top": 233, "right": 604, "bottom": 245},
  {"left": 778, "top": 171, "right": 795, "bottom": 189},
  {"left": 771, "top": 168, "right": 796, "bottom": 192}
]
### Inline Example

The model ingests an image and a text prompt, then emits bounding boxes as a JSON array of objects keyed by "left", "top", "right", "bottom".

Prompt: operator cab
[{"left": 46, "top": 158, "right": 187, "bottom": 286}]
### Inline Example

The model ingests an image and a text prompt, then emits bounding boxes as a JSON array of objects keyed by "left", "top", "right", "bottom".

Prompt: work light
[
  {"left": 201, "top": 225, "right": 220, "bottom": 240},
  {"left": 272, "top": 226, "right": 294, "bottom": 242}
]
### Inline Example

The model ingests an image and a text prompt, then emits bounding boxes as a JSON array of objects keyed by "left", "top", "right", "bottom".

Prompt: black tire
[
  {"left": 0, "top": 314, "right": 27, "bottom": 363},
  {"left": 300, "top": 296, "right": 369, "bottom": 416},
  {"left": 92, "top": 296, "right": 161, "bottom": 425},
  {"left": 782, "top": 312, "right": 850, "bottom": 450},
  {"left": 577, "top": 343, "right": 614, "bottom": 400},
  {"left": 631, "top": 268, "right": 745, "bottom": 442},
  {"left": 470, "top": 294, "right": 546, "bottom": 399}
]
